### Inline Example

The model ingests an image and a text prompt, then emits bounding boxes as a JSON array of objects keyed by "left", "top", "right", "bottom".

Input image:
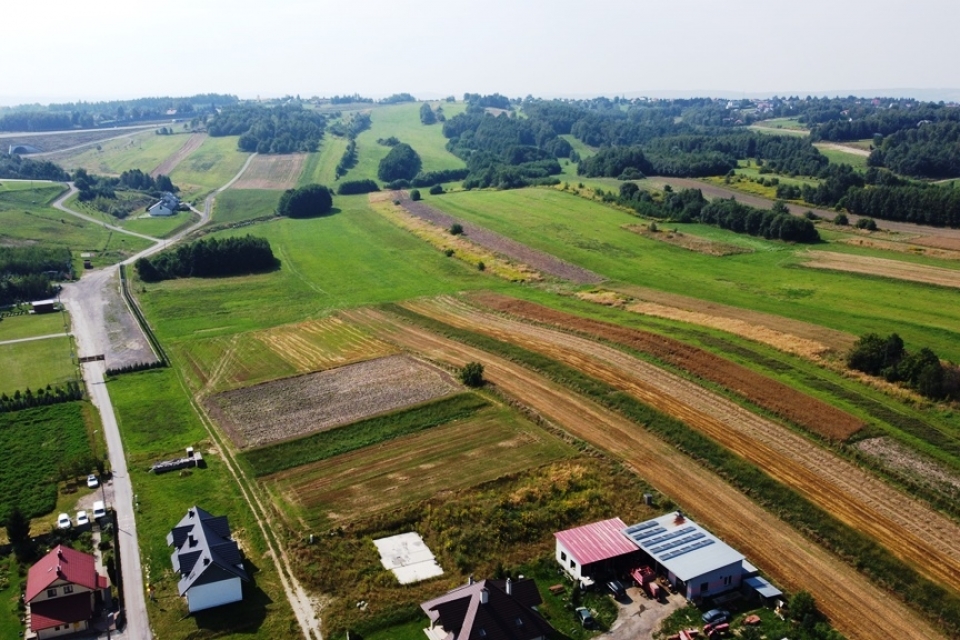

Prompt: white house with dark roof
[
  {"left": 167, "top": 506, "right": 249, "bottom": 612},
  {"left": 148, "top": 192, "right": 180, "bottom": 217}
]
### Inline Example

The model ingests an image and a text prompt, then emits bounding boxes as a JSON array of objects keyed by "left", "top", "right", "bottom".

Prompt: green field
[
  {"left": 0, "top": 403, "right": 94, "bottom": 521},
  {"left": 52, "top": 129, "right": 191, "bottom": 175},
  {"left": 0, "top": 312, "right": 66, "bottom": 342},
  {"left": 169, "top": 135, "right": 250, "bottom": 199},
  {"left": 213, "top": 188, "right": 282, "bottom": 224},
  {"left": 0, "top": 335, "right": 76, "bottom": 395},
  {"left": 107, "top": 369, "right": 298, "bottom": 639},
  {"left": 298, "top": 135, "right": 350, "bottom": 186},
  {"left": 0, "top": 554, "right": 25, "bottom": 640},
  {"left": 428, "top": 188, "right": 960, "bottom": 362},
  {"left": 814, "top": 143, "right": 870, "bottom": 169},
  {"left": 749, "top": 117, "right": 809, "bottom": 136},
  {"left": 65, "top": 192, "right": 196, "bottom": 238},
  {"left": 135, "top": 195, "right": 508, "bottom": 346},
  {"left": 351, "top": 103, "right": 467, "bottom": 181}
]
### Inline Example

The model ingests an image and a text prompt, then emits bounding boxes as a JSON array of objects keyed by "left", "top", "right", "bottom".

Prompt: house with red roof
[
  {"left": 553, "top": 517, "right": 641, "bottom": 586},
  {"left": 421, "top": 577, "right": 556, "bottom": 640},
  {"left": 25, "top": 545, "right": 109, "bottom": 639}
]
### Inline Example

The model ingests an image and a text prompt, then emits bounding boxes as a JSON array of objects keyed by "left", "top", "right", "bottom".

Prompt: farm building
[
  {"left": 31, "top": 299, "right": 59, "bottom": 314},
  {"left": 148, "top": 192, "right": 180, "bottom": 217},
  {"left": 421, "top": 577, "right": 556, "bottom": 640},
  {"left": 25, "top": 545, "right": 109, "bottom": 639},
  {"left": 554, "top": 517, "right": 641, "bottom": 585},
  {"left": 167, "top": 506, "right": 249, "bottom": 613},
  {"left": 622, "top": 511, "right": 745, "bottom": 601}
]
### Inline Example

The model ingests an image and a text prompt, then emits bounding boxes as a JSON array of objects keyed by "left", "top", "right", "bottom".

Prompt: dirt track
[
  {"left": 151, "top": 132, "right": 206, "bottom": 177},
  {"left": 398, "top": 296, "right": 960, "bottom": 597},
  {"left": 344, "top": 306, "right": 942, "bottom": 640}
]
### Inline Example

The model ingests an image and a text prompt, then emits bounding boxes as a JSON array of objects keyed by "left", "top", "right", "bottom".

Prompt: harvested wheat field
[
  {"left": 471, "top": 292, "right": 862, "bottom": 440},
  {"left": 265, "top": 407, "right": 576, "bottom": 529},
  {"left": 343, "top": 306, "right": 942, "bottom": 640},
  {"left": 207, "top": 354, "right": 460, "bottom": 448},
  {"left": 230, "top": 153, "right": 306, "bottom": 190},
  {"left": 840, "top": 236, "right": 960, "bottom": 261},
  {"left": 399, "top": 296, "right": 960, "bottom": 598},
  {"left": 803, "top": 249, "right": 960, "bottom": 288},
  {"left": 152, "top": 132, "right": 206, "bottom": 177},
  {"left": 624, "top": 224, "right": 752, "bottom": 256}
]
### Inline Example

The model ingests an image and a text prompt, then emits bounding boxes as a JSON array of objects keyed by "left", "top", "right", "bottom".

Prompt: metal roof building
[
  {"left": 623, "top": 512, "right": 745, "bottom": 601},
  {"left": 554, "top": 517, "right": 640, "bottom": 584}
]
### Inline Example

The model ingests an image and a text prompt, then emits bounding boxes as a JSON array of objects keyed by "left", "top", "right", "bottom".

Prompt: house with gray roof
[{"left": 167, "top": 506, "right": 249, "bottom": 612}]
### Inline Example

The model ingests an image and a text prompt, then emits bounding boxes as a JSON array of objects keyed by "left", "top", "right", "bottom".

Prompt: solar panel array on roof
[
  {"left": 660, "top": 539, "right": 715, "bottom": 561},
  {"left": 624, "top": 520, "right": 658, "bottom": 535}
]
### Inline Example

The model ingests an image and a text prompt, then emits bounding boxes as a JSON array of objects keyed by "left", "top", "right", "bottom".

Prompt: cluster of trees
[
  {"left": 329, "top": 94, "right": 374, "bottom": 104},
  {"left": 847, "top": 332, "right": 958, "bottom": 400},
  {"left": 328, "top": 112, "right": 371, "bottom": 138},
  {"left": 464, "top": 93, "right": 511, "bottom": 110},
  {"left": 377, "top": 136, "right": 400, "bottom": 147},
  {"left": 383, "top": 168, "right": 471, "bottom": 190},
  {"left": 277, "top": 183, "right": 334, "bottom": 218},
  {"left": 208, "top": 104, "right": 326, "bottom": 153},
  {"left": 73, "top": 167, "right": 176, "bottom": 208},
  {"left": 336, "top": 139, "right": 358, "bottom": 179},
  {"left": 868, "top": 121, "right": 960, "bottom": 179},
  {"left": 0, "top": 382, "right": 83, "bottom": 414},
  {"left": 0, "top": 274, "right": 59, "bottom": 306},
  {"left": 0, "top": 94, "right": 237, "bottom": 131},
  {"left": 420, "top": 103, "right": 437, "bottom": 125},
  {"left": 379, "top": 93, "right": 417, "bottom": 104},
  {"left": 0, "top": 247, "right": 69, "bottom": 304},
  {"left": 336, "top": 179, "right": 379, "bottom": 195},
  {"left": 105, "top": 360, "right": 165, "bottom": 377},
  {"left": 0, "top": 152, "right": 70, "bottom": 181},
  {"left": 135, "top": 235, "right": 279, "bottom": 282},
  {"left": 378, "top": 143, "right": 422, "bottom": 182}
]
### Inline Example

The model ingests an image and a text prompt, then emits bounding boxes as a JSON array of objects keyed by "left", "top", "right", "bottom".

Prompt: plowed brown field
[
  {"left": 398, "top": 296, "right": 960, "bottom": 598},
  {"left": 803, "top": 250, "right": 960, "bottom": 289},
  {"left": 471, "top": 292, "right": 862, "bottom": 440},
  {"left": 343, "top": 306, "right": 942, "bottom": 640}
]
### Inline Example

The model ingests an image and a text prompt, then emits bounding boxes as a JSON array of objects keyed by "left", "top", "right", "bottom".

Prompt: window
[
  {"left": 47, "top": 588, "right": 58, "bottom": 598},
  {"left": 723, "top": 576, "right": 732, "bottom": 586},
  {"left": 700, "top": 582, "right": 708, "bottom": 594},
  {"left": 560, "top": 551, "right": 567, "bottom": 561},
  {"left": 63, "top": 585, "right": 74, "bottom": 594},
  {"left": 569, "top": 560, "right": 577, "bottom": 569}
]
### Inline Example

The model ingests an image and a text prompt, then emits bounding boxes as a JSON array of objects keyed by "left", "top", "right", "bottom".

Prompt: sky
[{"left": 3, "top": 0, "right": 959, "bottom": 105}]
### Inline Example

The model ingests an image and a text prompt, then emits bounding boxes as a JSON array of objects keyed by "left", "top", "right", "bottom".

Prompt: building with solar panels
[{"left": 622, "top": 511, "right": 747, "bottom": 601}]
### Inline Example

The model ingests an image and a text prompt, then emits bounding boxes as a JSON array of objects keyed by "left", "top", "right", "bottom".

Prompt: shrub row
[{"left": 0, "top": 381, "right": 83, "bottom": 414}]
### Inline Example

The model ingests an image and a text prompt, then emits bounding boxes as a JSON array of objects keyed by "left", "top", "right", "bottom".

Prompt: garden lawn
[
  {"left": 429, "top": 188, "right": 960, "bottom": 362},
  {"left": 0, "top": 312, "right": 65, "bottom": 342},
  {"left": 107, "top": 368, "right": 298, "bottom": 639},
  {"left": 135, "top": 195, "right": 508, "bottom": 345},
  {"left": 0, "top": 335, "right": 76, "bottom": 395}
]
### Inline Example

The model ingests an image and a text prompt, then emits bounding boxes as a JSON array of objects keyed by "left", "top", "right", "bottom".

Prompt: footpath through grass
[
  {"left": 107, "top": 368, "right": 298, "bottom": 639},
  {"left": 385, "top": 304, "right": 960, "bottom": 637}
]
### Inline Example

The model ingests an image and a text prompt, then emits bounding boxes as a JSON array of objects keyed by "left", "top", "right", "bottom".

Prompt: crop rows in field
[
  {"left": 471, "top": 292, "right": 864, "bottom": 440},
  {"left": 230, "top": 153, "right": 306, "bottom": 190},
  {"left": 151, "top": 132, "right": 206, "bottom": 177},
  {"left": 399, "top": 195, "right": 604, "bottom": 284},
  {"left": 264, "top": 405, "right": 576, "bottom": 529},
  {"left": 343, "top": 306, "right": 942, "bottom": 640},
  {"left": 803, "top": 249, "right": 960, "bottom": 289},
  {"left": 396, "top": 297, "right": 960, "bottom": 599},
  {"left": 208, "top": 354, "right": 460, "bottom": 448}
]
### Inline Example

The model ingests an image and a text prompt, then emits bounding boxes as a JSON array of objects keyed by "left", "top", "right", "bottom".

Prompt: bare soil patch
[
  {"left": 909, "top": 235, "right": 960, "bottom": 252},
  {"left": 399, "top": 296, "right": 960, "bottom": 600},
  {"left": 396, "top": 192, "right": 604, "bottom": 284},
  {"left": 803, "top": 249, "right": 960, "bottom": 289},
  {"left": 856, "top": 436, "right": 960, "bottom": 498},
  {"left": 151, "top": 132, "right": 206, "bottom": 177},
  {"left": 207, "top": 354, "right": 460, "bottom": 448},
  {"left": 471, "top": 292, "right": 862, "bottom": 440},
  {"left": 230, "top": 153, "right": 307, "bottom": 190},
  {"left": 344, "top": 306, "right": 942, "bottom": 640},
  {"left": 839, "top": 236, "right": 960, "bottom": 261},
  {"left": 624, "top": 224, "right": 753, "bottom": 256}
]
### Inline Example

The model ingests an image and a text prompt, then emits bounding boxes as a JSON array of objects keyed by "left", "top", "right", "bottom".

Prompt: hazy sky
[{"left": 4, "top": 0, "right": 958, "bottom": 105}]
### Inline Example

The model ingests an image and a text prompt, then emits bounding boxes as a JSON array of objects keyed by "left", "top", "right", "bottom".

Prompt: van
[{"left": 93, "top": 501, "right": 107, "bottom": 519}]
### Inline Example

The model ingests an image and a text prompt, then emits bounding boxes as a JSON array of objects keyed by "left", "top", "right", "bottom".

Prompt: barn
[
  {"left": 622, "top": 511, "right": 745, "bottom": 601},
  {"left": 553, "top": 517, "right": 641, "bottom": 586}
]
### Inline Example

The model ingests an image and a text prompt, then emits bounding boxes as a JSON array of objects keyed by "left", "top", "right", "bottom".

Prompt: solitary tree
[
  {"left": 277, "top": 184, "right": 334, "bottom": 218},
  {"left": 378, "top": 143, "right": 422, "bottom": 182},
  {"left": 6, "top": 506, "right": 31, "bottom": 559},
  {"left": 459, "top": 362, "right": 484, "bottom": 387}
]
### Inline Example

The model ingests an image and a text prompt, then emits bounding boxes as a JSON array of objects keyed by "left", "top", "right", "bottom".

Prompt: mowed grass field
[
  {"left": 212, "top": 189, "right": 281, "bottom": 224},
  {"left": 427, "top": 188, "right": 960, "bottom": 362},
  {"left": 0, "top": 312, "right": 65, "bottom": 342},
  {"left": 107, "top": 368, "right": 298, "bottom": 639},
  {"left": 169, "top": 135, "right": 250, "bottom": 199},
  {"left": 263, "top": 401, "right": 577, "bottom": 530},
  {"left": 135, "top": 195, "right": 510, "bottom": 346},
  {"left": 0, "top": 335, "right": 76, "bottom": 395},
  {"left": 351, "top": 102, "right": 467, "bottom": 181},
  {"left": 814, "top": 143, "right": 871, "bottom": 169},
  {"left": 50, "top": 129, "right": 191, "bottom": 175},
  {"left": 297, "top": 135, "right": 349, "bottom": 186}
]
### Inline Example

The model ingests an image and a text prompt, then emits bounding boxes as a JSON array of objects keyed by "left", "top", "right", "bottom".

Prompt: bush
[
  {"left": 833, "top": 213, "right": 849, "bottom": 225},
  {"left": 378, "top": 143, "right": 422, "bottom": 182},
  {"left": 336, "top": 179, "right": 379, "bottom": 195},
  {"left": 443, "top": 248, "right": 454, "bottom": 257},
  {"left": 459, "top": 362, "right": 484, "bottom": 387},
  {"left": 449, "top": 223, "right": 463, "bottom": 235},
  {"left": 277, "top": 184, "right": 333, "bottom": 218},
  {"left": 409, "top": 189, "right": 421, "bottom": 202},
  {"left": 856, "top": 217, "right": 878, "bottom": 231},
  {"left": 429, "top": 184, "right": 444, "bottom": 195},
  {"left": 477, "top": 261, "right": 485, "bottom": 271}
]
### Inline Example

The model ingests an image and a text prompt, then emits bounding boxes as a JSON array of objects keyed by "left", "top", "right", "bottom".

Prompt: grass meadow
[
  {"left": 212, "top": 189, "right": 281, "bottom": 224},
  {"left": 107, "top": 368, "right": 298, "bottom": 639},
  {"left": 65, "top": 192, "right": 197, "bottom": 238},
  {"left": 51, "top": 130, "right": 191, "bottom": 175},
  {"left": 135, "top": 195, "right": 509, "bottom": 346},
  {"left": 0, "top": 335, "right": 77, "bottom": 395},
  {"left": 0, "top": 312, "right": 66, "bottom": 342},
  {"left": 169, "top": 135, "right": 250, "bottom": 199},
  {"left": 813, "top": 143, "right": 870, "bottom": 169},
  {"left": 428, "top": 188, "right": 960, "bottom": 362},
  {"left": 297, "top": 135, "right": 349, "bottom": 186},
  {"left": 351, "top": 103, "right": 467, "bottom": 181}
]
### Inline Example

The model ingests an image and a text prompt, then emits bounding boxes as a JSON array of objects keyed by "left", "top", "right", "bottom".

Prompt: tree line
[
  {"left": 847, "top": 332, "right": 958, "bottom": 400},
  {"left": 135, "top": 235, "right": 279, "bottom": 282},
  {"left": 0, "top": 382, "right": 83, "bottom": 414},
  {"left": 0, "top": 152, "right": 70, "bottom": 181},
  {"left": 207, "top": 104, "right": 326, "bottom": 153}
]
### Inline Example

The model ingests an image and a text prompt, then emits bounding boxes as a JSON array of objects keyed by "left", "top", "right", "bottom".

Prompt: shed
[
  {"left": 744, "top": 575, "right": 783, "bottom": 606},
  {"left": 554, "top": 517, "right": 640, "bottom": 585},
  {"left": 31, "top": 299, "right": 59, "bottom": 314}
]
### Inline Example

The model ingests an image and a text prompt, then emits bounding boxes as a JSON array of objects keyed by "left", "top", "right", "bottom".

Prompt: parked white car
[
  {"left": 76, "top": 511, "right": 90, "bottom": 527},
  {"left": 93, "top": 501, "right": 107, "bottom": 519},
  {"left": 57, "top": 513, "right": 72, "bottom": 529},
  {"left": 87, "top": 474, "right": 99, "bottom": 489}
]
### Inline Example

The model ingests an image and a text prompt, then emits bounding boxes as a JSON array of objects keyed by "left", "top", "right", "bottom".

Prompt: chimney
[
  {"left": 468, "top": 575, "right": 474, "bottom": 585},
  {"left": 505, "top": 578, "right": 513, "bottom": 596},
  {"left": 480, "top": 588, "right": 489, "bottom": 604}
]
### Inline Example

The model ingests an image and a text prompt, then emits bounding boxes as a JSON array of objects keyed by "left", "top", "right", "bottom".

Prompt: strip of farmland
[
  {"left": 343, "top": 306, "right": 943, "bottom": 640},
  {"left": 397, "top": 297, "right": 960, "bottom": 597},
  {"left": 802, "top": 249, "right": 960, "bottom": 289}
]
